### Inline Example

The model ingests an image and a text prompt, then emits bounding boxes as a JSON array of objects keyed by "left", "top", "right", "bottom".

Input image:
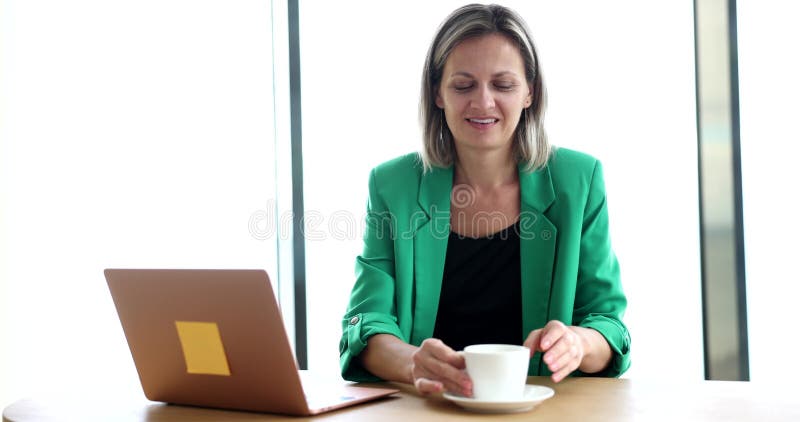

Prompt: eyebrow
[{"left": 449, "top": 71, "right": 521, "bottom": 79}]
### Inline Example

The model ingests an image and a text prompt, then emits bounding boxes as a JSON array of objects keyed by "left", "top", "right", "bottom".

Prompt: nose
[{"left": 470, "top": 83, "right": 495, "bottom": 111}]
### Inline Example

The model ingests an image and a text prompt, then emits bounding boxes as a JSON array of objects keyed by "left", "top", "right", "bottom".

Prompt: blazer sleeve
[
  {"left": 339, "top": 168, "right": 406, "bottom": 382},
  {"left": 573, "top": 160, "right": 631, "bottom": 377}
]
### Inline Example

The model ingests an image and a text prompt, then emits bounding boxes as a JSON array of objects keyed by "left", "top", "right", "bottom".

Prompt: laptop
[{"left": 104, "top": 268, "right": 398, "bottom": 415}]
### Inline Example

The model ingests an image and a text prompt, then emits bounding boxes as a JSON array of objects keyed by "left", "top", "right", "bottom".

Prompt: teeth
[{"left": 469, "top": 118, "right": 496, "bottom": 124}]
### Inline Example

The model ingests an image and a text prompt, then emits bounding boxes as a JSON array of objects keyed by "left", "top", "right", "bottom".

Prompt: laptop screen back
[{"left": 105, "top": 269, "right": 310, "bottom": 415}]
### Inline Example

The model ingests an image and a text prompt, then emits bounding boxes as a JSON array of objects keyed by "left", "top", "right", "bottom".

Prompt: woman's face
[{"left": 436, "top": 34, "right": 532, "bottom": 156}]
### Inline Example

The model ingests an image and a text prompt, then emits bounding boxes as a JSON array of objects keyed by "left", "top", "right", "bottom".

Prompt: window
[
  {"left": 299, "top": 1, "right": 702, "bottom": 380},
  {"left": 738, "top": 0, "right": 800, "bottom": 383},
  {"left": 0, "top": 0, "right": 280, "bottom": 405}
]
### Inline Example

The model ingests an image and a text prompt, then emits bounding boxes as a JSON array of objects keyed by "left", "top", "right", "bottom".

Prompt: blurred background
[{"left": 1, "top": 0, "right": 797, "bottom": 408}]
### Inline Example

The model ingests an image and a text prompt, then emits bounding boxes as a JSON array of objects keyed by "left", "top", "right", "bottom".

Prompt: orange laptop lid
[{"left": 104, "top": 268, "right": 397, "bottom": 415}]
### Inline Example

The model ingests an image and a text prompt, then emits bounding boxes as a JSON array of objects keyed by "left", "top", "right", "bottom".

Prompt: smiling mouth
[{"left": 467, "top": 118, "right": 498, "bottom": 124}]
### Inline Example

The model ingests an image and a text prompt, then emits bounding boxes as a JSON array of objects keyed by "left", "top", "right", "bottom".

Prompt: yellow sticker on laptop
[{"left": 175, "top": 321, "right": 232, "bottom": 376}]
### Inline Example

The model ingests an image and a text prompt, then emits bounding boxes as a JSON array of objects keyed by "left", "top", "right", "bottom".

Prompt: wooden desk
[{"left": 3, "top": 377, "right": 798, "bottom": 421}]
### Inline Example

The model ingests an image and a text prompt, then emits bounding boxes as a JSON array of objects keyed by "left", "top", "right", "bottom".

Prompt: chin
[{"left": 457, "top": 140, "right": 513, "bottom": 153}]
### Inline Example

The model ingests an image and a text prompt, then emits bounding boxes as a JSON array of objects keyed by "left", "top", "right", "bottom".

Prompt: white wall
[
  {"left": 738, "top": 0, "right": 800, "bottom": 383},
  {"left": 2, "top": 1, "right": 736, "bottom": 410},
  {"left": 0, "top": 0, "right": 279, "bottom": 407},
  {"left": 300, "top": 0, "right": 703, "bottom": 381}
]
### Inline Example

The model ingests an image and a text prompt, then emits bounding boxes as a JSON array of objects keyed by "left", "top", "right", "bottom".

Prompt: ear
[
  {"left": 435, "top": 88, "right": 444, "bottom": 109},
  {"left": 524, "top": 83, "right": 533, "bottom": 108}
]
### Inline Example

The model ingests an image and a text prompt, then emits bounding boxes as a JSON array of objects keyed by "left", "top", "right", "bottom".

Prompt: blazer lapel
[
  {"left": 411, "top": 165, "right": 453, "bottom": 344},
  {"left": 518, "top": 163, "right": 557, "bottom": 369},
  {"left": 408, "top": 163, "right": 556, "bottom": 353}
]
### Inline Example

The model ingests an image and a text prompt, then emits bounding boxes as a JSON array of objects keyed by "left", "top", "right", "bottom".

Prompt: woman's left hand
[{"left": 523, "top": 320, "right": 585, "bottom": 383}]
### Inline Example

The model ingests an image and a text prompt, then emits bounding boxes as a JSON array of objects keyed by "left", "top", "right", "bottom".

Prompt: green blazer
[{"left": 340, "top": 148, "right": 631, "bottom": 382}]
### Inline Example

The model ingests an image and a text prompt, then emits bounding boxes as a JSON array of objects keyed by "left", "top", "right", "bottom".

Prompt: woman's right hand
[{"left": 410, "top": 338, "right": 472, "bottom": 396}]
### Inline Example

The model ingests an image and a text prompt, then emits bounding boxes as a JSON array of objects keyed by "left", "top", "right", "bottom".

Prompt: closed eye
[{"left": 494, "top": 83, "right": 516, "bottom": 91}]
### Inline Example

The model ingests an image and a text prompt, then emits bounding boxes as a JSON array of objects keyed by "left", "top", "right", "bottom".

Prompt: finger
[
  {"left": 413, "top": 343, "right": 472, "bottom": 395},
  {"left": 546, "top": 342, "right": 580, "bottom": 373},
  {"left": 414, "top": 377, "right": 444, "bottom": 395},
  {"left": 542, "top": 332, "right": 573, "bottom": 366},
  {"left": 551, "top": 359, "right": 579, "bottom": 383},
  {"left": 411, "top": 362, "right": 435, "bottom": 381},
  {"left": 417, "top": 354, "right": 472, "bottom": 395},
  {"left": 540, "top": 320, "right": 567, "bottom": 350},
  {"left": 426, "top": 339, "right": 466, "bottom": 369},
  {"left": 419, "top": 339, "right": 471, "bottom": 387},
  {"left": 414, "top": 363, "right": 467, "bottom": 396},
  {"left": 523, "top": 329, "right": 543, "bottom": 354}
]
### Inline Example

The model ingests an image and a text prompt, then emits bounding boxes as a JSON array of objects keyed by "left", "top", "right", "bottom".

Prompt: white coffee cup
[{"left": 462, "top": 344, "right": 530, "bottom": 401}]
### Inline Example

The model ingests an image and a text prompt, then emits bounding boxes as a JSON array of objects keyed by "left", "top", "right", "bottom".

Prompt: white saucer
[{"left": 442, "top": 385, "right": 555, "bottom": 413}]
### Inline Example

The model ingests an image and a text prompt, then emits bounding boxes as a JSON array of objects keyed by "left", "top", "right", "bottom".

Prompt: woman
[{"left": 339, "top": 4, "right": 630, "bottom": 397}]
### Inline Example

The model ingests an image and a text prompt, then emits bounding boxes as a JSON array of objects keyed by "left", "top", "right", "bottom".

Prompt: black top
[{"left": 432, "top": 221, "right": 523, "bottom": 352}]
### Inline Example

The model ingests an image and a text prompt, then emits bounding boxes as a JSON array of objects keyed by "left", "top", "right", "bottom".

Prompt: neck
[{"left": 453, "top": 147, "right": 518, "bottom": 190}]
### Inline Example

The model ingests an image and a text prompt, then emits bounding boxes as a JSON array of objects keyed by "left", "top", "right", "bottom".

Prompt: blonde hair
[{"left": 419, "top": 4, "right": 550, "bottom": 172}]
